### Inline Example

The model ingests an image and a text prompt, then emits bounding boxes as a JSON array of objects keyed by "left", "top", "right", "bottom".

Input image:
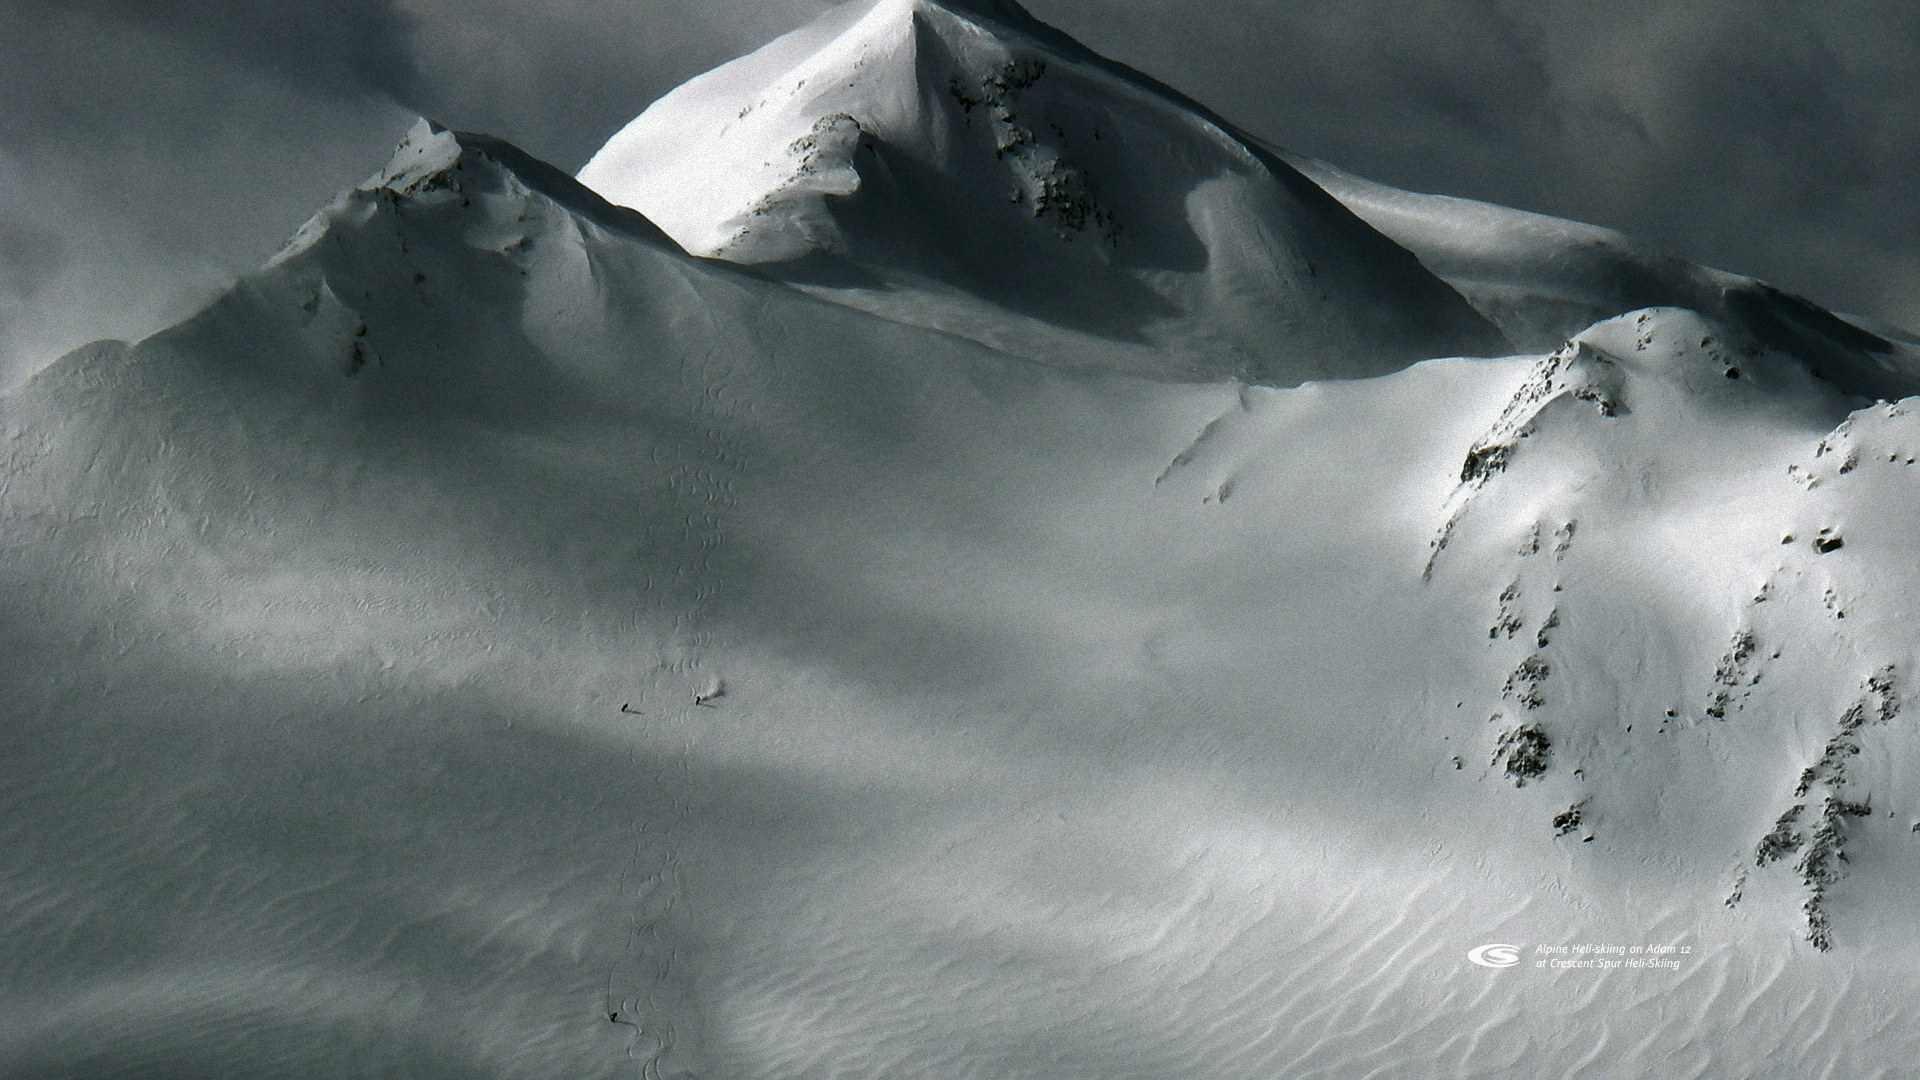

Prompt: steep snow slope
[
  {"left": 577, "top": 0, "right": 1509, "bottom": 384},
  {"left": 8, "top": 113, "right": 1920, "bottom": 1079},
  {"left": 1422, "top": 308, "right": 1920, "bottom": 951},
  {"left": 1287, "top": 152, "right": 1920, "bottom": 401}
]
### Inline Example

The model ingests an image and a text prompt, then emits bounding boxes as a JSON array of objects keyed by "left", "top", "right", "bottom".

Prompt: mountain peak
[
  {"left": 574, "top": 0, "right": 1277, "bottom": 266},
  {"left": 363, "top": 118, "right": 465, "bottom": 194},
  {"left": 577, "top": 0, "right": 1509, "bottom": 383},
  {"left": 270, "top": 118, "right": 677, "bottom": 274}
]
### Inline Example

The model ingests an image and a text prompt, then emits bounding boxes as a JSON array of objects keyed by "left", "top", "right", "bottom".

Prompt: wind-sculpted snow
[
  {"left": 578, "top": 0, "right": 1509, "bottom": 384},
  {"left": 8, "top": 8, "right": 1920, "bottom": 1079},
  {"left": 1291, "top": 153, "right": 1920, "bottom": 401}
]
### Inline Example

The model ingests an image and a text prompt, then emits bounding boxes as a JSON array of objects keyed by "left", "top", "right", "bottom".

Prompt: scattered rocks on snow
[
  {"left": 1503, "top": 655, "right": 1550, "bottom": 710},
  {"left": 1705, "top": 629, "right": 1758, "bottom": 720},
  {"left": 1494, "top": 724, "right": 1552, "bottom": 786},
  {"left": 1749, "top": 666, "right": 1901, "bottom": 950},
  {"left": 1553, "top": 800, "right": 1586, "bottom": 836},
  {"left": 1535, "top": 608, "right": 1560, "bottom": 649}
]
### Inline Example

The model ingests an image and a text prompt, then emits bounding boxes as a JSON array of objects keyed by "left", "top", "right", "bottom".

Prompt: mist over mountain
[{"left": 6, "top": 2, "right": 1920, "bottom": 1077}]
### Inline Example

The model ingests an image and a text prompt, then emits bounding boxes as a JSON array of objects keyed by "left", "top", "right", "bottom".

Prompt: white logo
[{"left": 1468, "top": 943, "right": 1521, "bottom": 968}]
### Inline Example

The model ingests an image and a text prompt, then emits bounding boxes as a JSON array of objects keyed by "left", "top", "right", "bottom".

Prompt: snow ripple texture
[{"left": 8, "top": 4, "right": 1920, "bottom": 1078}]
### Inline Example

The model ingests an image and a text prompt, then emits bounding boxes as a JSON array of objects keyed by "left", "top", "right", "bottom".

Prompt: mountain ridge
[
  {"left": 9, "top": 4, "right": 1920, "bottom": 1077},
  {"left": 577, "top": 0, "right": 1513, "bottom": 385},
  {"left": 1286, "top": 149, "right": 1920, "bottom": 400}
]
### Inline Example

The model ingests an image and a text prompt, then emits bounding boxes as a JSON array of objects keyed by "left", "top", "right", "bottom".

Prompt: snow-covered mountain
[
  {"left": 1289, "top": 151, "right": 1920, "bottom": 400},
  {"left": 577, "top": 0, "right": 1510, "bottom": 383},
  {"left": 7, "top": 2, "right": 1920, "bottom": 1077}
]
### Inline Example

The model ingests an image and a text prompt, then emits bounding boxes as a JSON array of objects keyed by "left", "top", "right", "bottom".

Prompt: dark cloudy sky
[{"left": 3, "top": 0, "right": 1915, "bottom": 385}]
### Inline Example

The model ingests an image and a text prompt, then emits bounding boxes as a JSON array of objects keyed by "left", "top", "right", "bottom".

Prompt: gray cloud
[
  {"left": 60, "top": 0, "right": 425, "bottom": 101},
  {"left": 1024, "top": 0, "right": 1920, "bottom": 329},
  {"left": 0, "top": 2, "right": 414, "bottom": 385},
  {"left": 0, "top": 220, "right": 65, "bottom": 300},
  {"left": 2, "top": 0, "right": 1914, "bottom": 386},
  {"left": 0, "top": 213, "right": 68, "bottom": 373},
  {"left": 394, "top": 0, "right": 843, "bottom": 167}
]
